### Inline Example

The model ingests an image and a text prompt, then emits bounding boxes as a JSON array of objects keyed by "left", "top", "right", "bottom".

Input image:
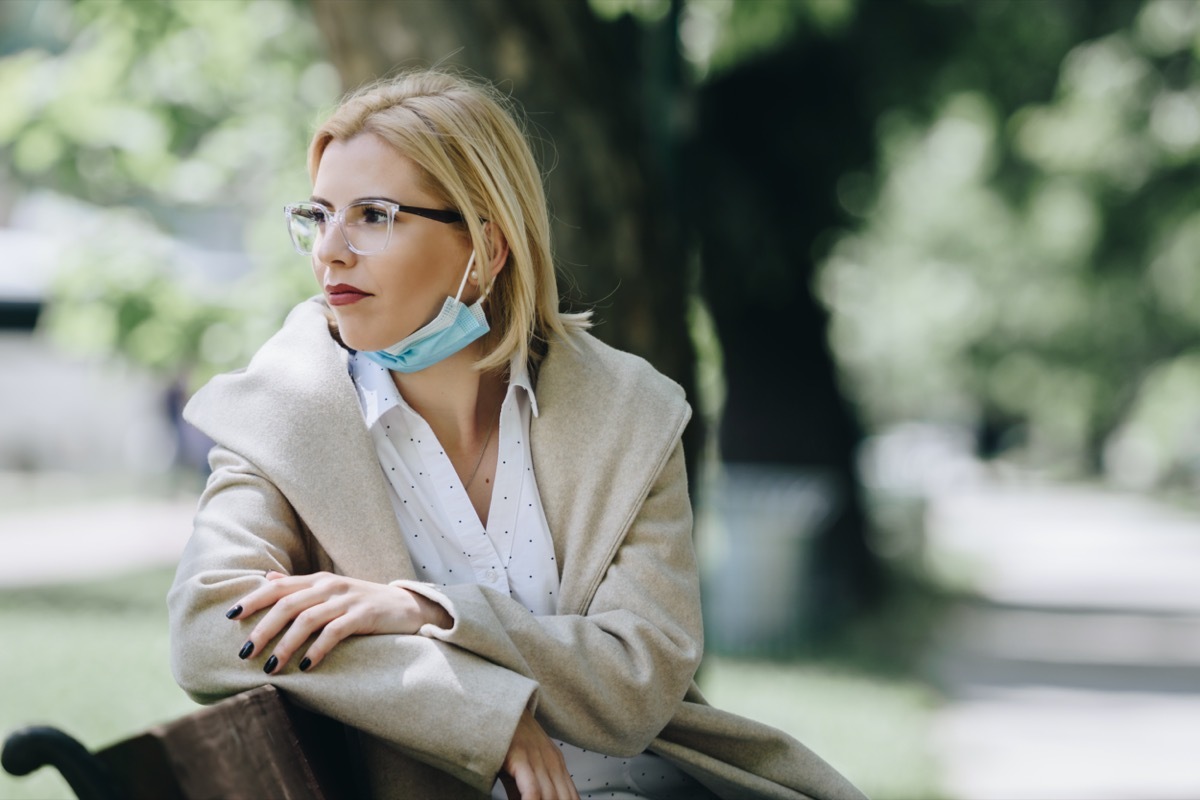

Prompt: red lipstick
[{"left": 325, "top": 283, "right": 371, "bottom": 306}]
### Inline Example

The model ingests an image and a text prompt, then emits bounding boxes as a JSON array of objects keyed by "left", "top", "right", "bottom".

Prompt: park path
[
  {"left": 3, "top": 477, "right": 1200, "bottom": 798},
  {"left": 923, "top": 481, "right": 1200, "bottom": 800},
  {"left": 0, "top": 494, "right": 195, "bottom": 587}
]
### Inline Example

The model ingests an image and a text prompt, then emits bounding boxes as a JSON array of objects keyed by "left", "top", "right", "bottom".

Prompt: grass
[
  {"left": 698, "top": 568, "right": 949, "bottom": 800},
  {"left": 699, "top": 657, "right": 943, "bottom": 800},
  {"left": 0, "top": 565, "right": 946, "bottom": 800},
  {"left": 0, "top": 567, "right": 199, "bottom": 800}
]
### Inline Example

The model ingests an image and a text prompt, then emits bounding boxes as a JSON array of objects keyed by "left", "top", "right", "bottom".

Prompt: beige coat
[{"left": 168, "top": 299, "right": 867, "bottom": 800}]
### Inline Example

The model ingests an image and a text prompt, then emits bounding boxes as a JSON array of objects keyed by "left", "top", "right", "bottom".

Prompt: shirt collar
[
  {"left": 509, "top": 353, "right": 539, "bottom": 418},
  {"left": 348, "top": 352, "right": 404, "bottom": 428},
  {"left": 349, "top": 351, "right": 538, "bottom": 427}
]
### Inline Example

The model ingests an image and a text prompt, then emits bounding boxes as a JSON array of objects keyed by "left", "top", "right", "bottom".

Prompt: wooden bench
[{"left": 2, "top": 685, "right": 359, "bottom": 800}]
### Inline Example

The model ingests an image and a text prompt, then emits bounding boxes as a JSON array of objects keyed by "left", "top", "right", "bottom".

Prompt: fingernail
[
  {"left": 225, "top": 605, "right": 243, "bottom": 619},
  {"left": 299, "top": 657, "right": 311, "bottom": 672},
  {"left": 238, "top": 641, "right": 254, "bottom": 660},
  {"left": 263, "top": 655, "right": 278, "bottom": 675}
]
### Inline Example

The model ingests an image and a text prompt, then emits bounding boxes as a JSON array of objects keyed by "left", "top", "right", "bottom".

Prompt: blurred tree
[
  {"left": 305, "top": 0, "right": 890, "bottom": 621},
  {"left": 815, "top": 0, "right": 1200, "bottom": 489},
  {"left": 0, "top": 0, "right": 336, "bottom": 382},
  {"left": 307, "top": 0, "right": 699, "bottom": 468},
  {"left": 17, "top": 0, "right": 1200, "bottom": 624},
  {"left": 0, "top": 0, "right": 891, "bottom": 619},
  {"left": 693, "top": 20, "right": 881, "bottom": 624},
  {"left": 689, "top": 0, "right": 1096, "bottom": 612}
]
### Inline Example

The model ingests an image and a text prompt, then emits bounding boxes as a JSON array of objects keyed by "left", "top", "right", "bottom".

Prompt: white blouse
[{"left": 348, "top": 353, "right": 705, "bottom": 800}]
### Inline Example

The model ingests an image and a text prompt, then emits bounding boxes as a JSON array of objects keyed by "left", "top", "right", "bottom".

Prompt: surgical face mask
[{"left": 362, "top": 253, "right": 490, "bottom": 373}]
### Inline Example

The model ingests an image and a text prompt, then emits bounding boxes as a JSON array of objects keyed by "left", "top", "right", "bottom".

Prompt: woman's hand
[
  {"left": 226, "top": 571, "right": 452, "bottom": 673},
  {"left": 499, "top": 709, "right": 579, "bottom": 800}
]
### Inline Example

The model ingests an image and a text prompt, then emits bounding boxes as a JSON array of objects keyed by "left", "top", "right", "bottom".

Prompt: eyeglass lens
[{"left": 286, "top": 202, "right": 393, "bottom": 255}]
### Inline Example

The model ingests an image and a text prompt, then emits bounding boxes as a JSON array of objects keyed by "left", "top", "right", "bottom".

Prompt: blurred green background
[{"left": 4, "top": 0, "right": 1200, "bottom": 798}]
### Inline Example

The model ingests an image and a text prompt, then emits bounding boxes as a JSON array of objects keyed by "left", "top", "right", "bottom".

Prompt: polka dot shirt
[
  {"left": 350, "top": 352, "right": 558, "bottom": 615},
  {"left": 349, "top": 353, "right": 709, "bottom": 800}
]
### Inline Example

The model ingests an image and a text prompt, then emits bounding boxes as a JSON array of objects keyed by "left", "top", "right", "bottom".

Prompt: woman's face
[{"left": 310, "top": 133, "right": 473, "bottom": 352}]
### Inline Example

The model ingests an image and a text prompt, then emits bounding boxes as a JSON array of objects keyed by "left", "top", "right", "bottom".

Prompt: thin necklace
[{"left": 464, "top": 420, "right": 495, "bottom": 490}]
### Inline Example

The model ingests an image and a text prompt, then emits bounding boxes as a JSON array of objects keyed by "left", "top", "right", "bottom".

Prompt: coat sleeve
[
  {"left": 393, "top": 438, "right": 704, "bottom": 757},
  {"left": 167, "top": 444, "right": 536, "bottom": 794}
]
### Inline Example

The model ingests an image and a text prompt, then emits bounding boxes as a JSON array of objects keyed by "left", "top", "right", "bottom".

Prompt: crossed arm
[
  {"left": 168, "top": 441, "right": 701, "bottom": 797},
  {"left": 227, "top": 569, "right": 574, "bottom": 799}
]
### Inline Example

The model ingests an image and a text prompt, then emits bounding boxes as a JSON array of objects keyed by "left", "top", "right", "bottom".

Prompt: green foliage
[
  {"left": 677, "top": 0, "right": 857, "bottom": 77},
  {"left": 8, "top": 0, "right": 1200, "bottom": 488},
  {"left": 37, "top": 207, "right": 227, "bottom": 373},
  {"left": 590, "top": 0, "right": 672, "bottom": 24},
  {"left": 817, "top": 0, "right": 1200, "bottom": 484},
  {"left": 0, "top": 0, "right": 338, "bottom": 386}
]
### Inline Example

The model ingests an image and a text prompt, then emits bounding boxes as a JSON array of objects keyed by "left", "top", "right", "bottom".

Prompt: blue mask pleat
[{"left": 362, "top": 297, "right": 489, "bottom": 373}]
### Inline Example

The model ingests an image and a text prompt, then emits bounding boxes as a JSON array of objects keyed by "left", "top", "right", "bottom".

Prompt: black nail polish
[
  {"left": 263, "top": 655, "right": 278, "bottom": 674},
  {"left": 238, "top": 641, "right": 254, "bottom": 660},
  {"left": 299, "top": 657, "right": 311, "bottom": 672},
  {"left": 225, "top": 605, "right": 243, "bottom": 619}
]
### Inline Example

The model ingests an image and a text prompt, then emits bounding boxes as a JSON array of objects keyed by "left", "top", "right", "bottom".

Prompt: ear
[{"left": 473, "top": 221, "right": 509, "bottom": 285}]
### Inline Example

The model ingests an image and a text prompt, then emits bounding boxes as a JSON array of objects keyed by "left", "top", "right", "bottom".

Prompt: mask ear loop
[{"left": 453, "top": 252, "right": 491, "bottom": 303}]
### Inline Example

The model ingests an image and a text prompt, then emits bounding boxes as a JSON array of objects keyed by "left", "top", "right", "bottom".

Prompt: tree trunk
[
  {"left": 694, "top": 39, "right": 884, "bottom": 621},
  {"left": 307, "top": 0, "right": 700, "bottom": 476},
  {"left": 306, "top": 0, "right": 885, "bottom": 618}
]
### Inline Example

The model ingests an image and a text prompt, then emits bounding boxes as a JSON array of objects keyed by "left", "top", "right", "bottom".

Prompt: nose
[{"left": 313, "top": 221, "right": 356, "bottom": 269}]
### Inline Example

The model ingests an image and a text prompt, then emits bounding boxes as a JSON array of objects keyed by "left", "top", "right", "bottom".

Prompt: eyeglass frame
[{"left": 283, "top": 199, "right": 466, "bottom": 256}]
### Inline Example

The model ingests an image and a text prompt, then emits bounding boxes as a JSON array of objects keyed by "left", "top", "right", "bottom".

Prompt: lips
[{"left": 325, "top": 283, "right": 371, "bottom": 307}]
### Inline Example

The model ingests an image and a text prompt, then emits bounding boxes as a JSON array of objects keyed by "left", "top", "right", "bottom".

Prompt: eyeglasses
[{"left": 284, "top": 200, "right": 464, "bottom": 256}]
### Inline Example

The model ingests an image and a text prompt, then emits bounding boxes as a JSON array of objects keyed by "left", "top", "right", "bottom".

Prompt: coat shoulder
[
  {"left": 182, "top": 298, "right": 357, "bottom": 454},
  {"left": 540, "top": 331, "right": 690, "bottom": 427}
]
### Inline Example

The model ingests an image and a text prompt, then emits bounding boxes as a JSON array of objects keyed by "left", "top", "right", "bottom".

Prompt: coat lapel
[
  {"left": 185, "top": 300, "right": 415, "bottom": 584},
  {"left": 530, "top": 332, "right": 691, "bottom": 616},
  {"left": 187, "top": 306, "right": 864, "bottom": 800},
  {"left": 187, "top": 304, "right": 690, "bottom": 604}
]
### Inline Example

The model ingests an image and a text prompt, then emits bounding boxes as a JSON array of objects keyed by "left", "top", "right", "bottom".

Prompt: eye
[
  {"left": 357, "top": 204, "right": 392, "bottom": 225},
  {"left": 299, "top": 206, "right": 328, "bottom": 225}
]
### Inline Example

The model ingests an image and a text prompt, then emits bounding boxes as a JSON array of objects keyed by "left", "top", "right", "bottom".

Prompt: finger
[
  {"left": 537, "top": 747, "right": 576, "bottom": 800},
  {"left": 535, "top": 747, "right": 575, "bottom": 800},
  {"left": 229, "top": 573, "right": 324, "bottom": 619},
  {"left": 225, "top": 573, "right": 281, "bottom": 620},
  {"left": 528, "top": 726, "right": 575, "bottom": 800},
  {"left": 297, "top": 613, "right": 362, "bottom": 672},
  {"left": 244, "top": 585, "right": 335, "bottom": 660},
  {"left": 555, "top": 763, "right": 580, "bottom": 800},
  {"left": 513, "top": 763, "right": 542, "bottom": 800},
  {"left": 232, "top": 582, "right": 328, "bottom": 662},
  {"left": 534, "top": 767, "right": 555, "bottom": 800},
  {"left": 266, "top": 570, "right": 287, "bottom": 580},
  {"left": 264, "top": 600, "right": 345, "bottom": 673},
  {"left": 517, "top": 748, "right": 558, "bottom": 800}
]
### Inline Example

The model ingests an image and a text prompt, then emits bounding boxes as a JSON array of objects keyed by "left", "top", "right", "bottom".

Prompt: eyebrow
[{"left": 308, "top": 195, "right": 403, "bottom": 208}]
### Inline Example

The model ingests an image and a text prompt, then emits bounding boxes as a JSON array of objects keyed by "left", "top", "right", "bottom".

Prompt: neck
[{"left": 389, "top": 340, "right": 504, "bottom": 449}]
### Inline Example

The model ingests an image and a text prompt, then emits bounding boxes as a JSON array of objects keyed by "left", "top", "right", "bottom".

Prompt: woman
[{"left": 168, "top": 69, "right": 866, "bottom": 800}]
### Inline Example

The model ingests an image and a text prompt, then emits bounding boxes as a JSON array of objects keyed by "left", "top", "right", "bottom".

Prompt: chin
[
  {"left": 337, "top": 322, "right": 410, "bottom": 354},
  {"left": 329, "top": 319, "right": 377, "bottom": 352}
]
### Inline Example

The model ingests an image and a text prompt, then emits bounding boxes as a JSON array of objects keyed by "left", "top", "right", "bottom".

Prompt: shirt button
[{"left": 486, "top": 568, "right": 499, "bottom": 583}]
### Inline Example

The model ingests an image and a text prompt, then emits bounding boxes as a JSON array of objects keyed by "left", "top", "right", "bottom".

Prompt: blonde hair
[{"left": 309, "top": 69, "right": 589, "bottom": 372}]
